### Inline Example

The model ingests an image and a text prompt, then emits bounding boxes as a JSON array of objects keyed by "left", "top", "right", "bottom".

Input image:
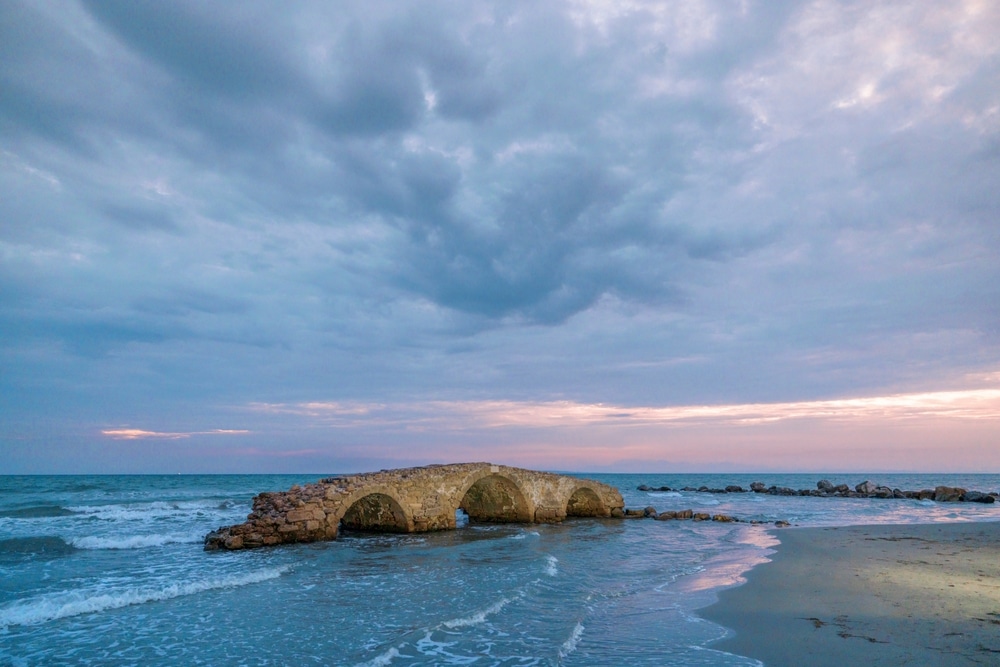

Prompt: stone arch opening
[
  {"left": 340, "top": 493, "right": 409, "bottom": 533},
  {"left": 459, "top": 474, "right": 531, "bottom": 523},
  {"left": 566, "top": 487, "right": 606, "bottom": 517}
]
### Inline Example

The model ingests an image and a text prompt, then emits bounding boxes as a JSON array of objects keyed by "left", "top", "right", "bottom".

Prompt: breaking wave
[
  {"left": 0, "top": 565, "right": 291, "bottom": 629},
  {"left": 68, "top": 533, "right": 205, "bottom": 550},
  {"left": 442, "top": 593, "right": 521, "bottom": 629},
  {"left": 559, "top": 622, "right": 585, "bottom": 658}
]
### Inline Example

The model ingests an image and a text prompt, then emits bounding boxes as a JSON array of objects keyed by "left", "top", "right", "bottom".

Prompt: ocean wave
[
  {"left": 441, "top": 592, "right": 521, "bottom": 629},
  {"left": 66, "top": 500, "right": 238, "bottom": 521},
  {"left": 558, "top": 622, "right": 584, "bottom": 658},
  {"left": 0, "top": 565, "right": 291, "bottom": 629},
  {"left": 0, "top": 536, "right": 76, "bottom": 559},
  {"left": 67, "top": 533, "right": 205, "bottom": 550},
  {"left": 545, "top": 555, "right": 559, "bottom": 577},
  {"left": 0, "top": 505, "right": 77, "bottom": 519},
  {"left": 357, "top": 646, "right": 402, "bottom": 667},
  {"left": 507, "top": 529, "right": 540, "bottom": 541}
]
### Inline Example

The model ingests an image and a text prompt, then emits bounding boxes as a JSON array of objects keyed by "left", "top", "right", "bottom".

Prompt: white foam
[
  {"left": 0, "top": 565, "right": 290, "bottom": 628},
  {"left": 68, "top": 533, "right": 204, "bottom": 550},
  {"left": 67, "top": 500, "right": 233, "bottom": 522},
  {"left": 545, "top": 555, "right": 558, "bottom": 577},
  {"left": 507, "top": 530, "right": 539, "bottom": 541},
  {"left": 442, "top": 593, "right": 519, "bottom": 629},
  {"left": 558, "top": 622, "right": 584, "bottom": 658},
  {"left": 357, "top": 646, "right": 401, "bottom": 667}
]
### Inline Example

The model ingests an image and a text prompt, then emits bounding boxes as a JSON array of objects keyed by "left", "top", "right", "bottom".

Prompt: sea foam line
[
  {"left": 0, "top": 565, "right": 291, "bottom": 628},
  {"left": 558, "top": 622, "right": 585, "bottom": 658},
  {"left": 68, "top": 533, "right": 205, "bottom": 550},
  {"left": 357, "top": 646, "right": 402, "bottom": 667},
  {"left": 441, "top": 591, "right": 522, "bottom": 629}
]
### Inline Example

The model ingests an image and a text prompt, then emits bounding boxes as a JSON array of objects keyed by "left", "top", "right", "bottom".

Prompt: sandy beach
[{"left": 703, "top": 521, "right": 1000, "bottom": 666}]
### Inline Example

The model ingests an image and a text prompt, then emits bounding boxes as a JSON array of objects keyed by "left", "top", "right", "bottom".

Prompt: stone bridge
[{"left": 205, "top": 462, "right": 625, "bottom": 550}]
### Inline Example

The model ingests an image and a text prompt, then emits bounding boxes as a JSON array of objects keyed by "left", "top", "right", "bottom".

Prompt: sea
[{"left": 2, "top": 472, "right": 999, "bottom": 666}]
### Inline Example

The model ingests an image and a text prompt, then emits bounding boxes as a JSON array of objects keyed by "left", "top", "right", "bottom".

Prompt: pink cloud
[{"left": 102, "top": 428, "right": 250, "bottom": 440}]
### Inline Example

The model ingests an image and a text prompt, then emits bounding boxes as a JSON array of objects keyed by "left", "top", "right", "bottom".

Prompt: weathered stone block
[{"left": 285, "top": 509, "right": 314, "bottom": 523}]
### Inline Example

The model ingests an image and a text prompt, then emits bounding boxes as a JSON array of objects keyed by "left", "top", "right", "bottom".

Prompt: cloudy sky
[{"left": 2, "top": 0, "right": 999, "bottom": 474}]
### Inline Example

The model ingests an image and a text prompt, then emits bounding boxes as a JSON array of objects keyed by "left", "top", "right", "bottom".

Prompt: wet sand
[{"left": 702, "top": 521, "right": 1000, "bottom": 666}]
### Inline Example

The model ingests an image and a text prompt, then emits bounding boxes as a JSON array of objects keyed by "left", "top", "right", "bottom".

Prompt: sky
[{"left": 2, "top": 0, "right": 999, "bottom": 474}]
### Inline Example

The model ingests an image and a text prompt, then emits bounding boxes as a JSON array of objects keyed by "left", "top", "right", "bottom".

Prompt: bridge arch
[
  {"left": 335, "top": 486, "right": 413, "bottom": 533},
  {"left": 565, "top": 483, "right": 610, "bottom": 517},
  {"left": 456, "top": 469, "right": 534, "bottom": 524}
]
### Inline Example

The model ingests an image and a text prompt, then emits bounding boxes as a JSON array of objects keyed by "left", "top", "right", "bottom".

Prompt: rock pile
[
  {"left": 637, "top": 481, "right": 998, "bottom": 503},
  {"left": 617, "top": 506, "right": 789, "bottom": 526}
]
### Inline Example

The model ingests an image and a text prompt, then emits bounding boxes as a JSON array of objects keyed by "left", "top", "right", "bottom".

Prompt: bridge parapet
[{"left": 205, "top": 462, "right": 624, "bottom": 550}]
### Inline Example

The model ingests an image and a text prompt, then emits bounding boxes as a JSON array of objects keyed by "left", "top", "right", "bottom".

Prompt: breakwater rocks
[
  {"left": 637, "top": 480, "right": 998, "bottom": 503},
  {"left": 205, "top": 462, "right": 623, "bottom": 550},
  {"left": 618, "top": 505, "right": 790, "bottom": 526}
]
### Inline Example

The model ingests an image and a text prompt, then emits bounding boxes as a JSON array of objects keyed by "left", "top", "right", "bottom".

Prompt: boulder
[
  {"left": 750, "top": 482, "right": 767, "bottom": 493},
  {"left": 834, "top": 484, "right": 850, "bottom": 494},
  {"left": 774, "top": 520, "right": 790, "bottom": 527},
  {"left": 725, "top": 485, "right": 746, "bottom": 493},
  {"left": 655, "top": 511, "right": 677, "bottom": 520},
  {"left": 637, "top": 485, "right": 651, "bottom": 491},
  {"left": 817, "top": 479, "right": 835, "bottom": 492},
  {"left": 934, "top": 486, "right": 966, "bottom": 502},
  {"left": 856, "top": 480, "right": 878, "bottom": 495},
  {"left": 643, "top": 506, "right": 658, "bottom": 518},
  {"left": 624, "top": 508, "right": 646, "bottom": 517},
  {"left": 610, "top": 508, "right": 625, "bottom": 518},
  {"left": 675, "top": 509, "right": 694, "bottom": 520},
  {"left": 712, "top": 514, "right": 736, "bottom": 522},
  {"left": 917, "top": 489, "right": 935, "bottom": 500},
  {"left": 692, "top": 513, "right": 712, "bottom": 521},
  {"left": 962, "top": 491, "right": 995, "bottom": 504},
  {"left": 872, "top": 486, "right": 894, "bottom": 499}
]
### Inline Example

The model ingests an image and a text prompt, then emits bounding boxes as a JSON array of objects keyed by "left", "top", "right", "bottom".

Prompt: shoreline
[{"left": 701, "top": 521, "right": 1000, "bottom": 666}]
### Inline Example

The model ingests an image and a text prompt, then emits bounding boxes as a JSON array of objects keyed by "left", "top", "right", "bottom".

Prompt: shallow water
[{"left": 1, "top": 473, "right": 997, "bottom": 666}]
